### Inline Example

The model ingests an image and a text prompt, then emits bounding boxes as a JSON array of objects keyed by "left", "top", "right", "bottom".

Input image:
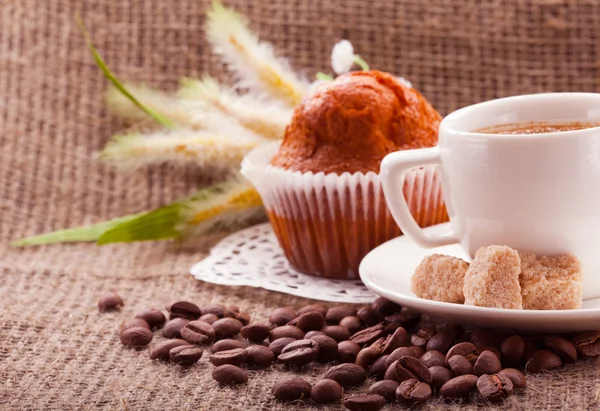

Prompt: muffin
[{"left": 241, "top": 70, "right": 448, "bottom": 279}]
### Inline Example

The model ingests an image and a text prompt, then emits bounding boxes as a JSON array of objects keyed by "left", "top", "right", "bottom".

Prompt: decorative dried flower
[{"left": 331, "top": 40, "right": 355, "bottom": 75}]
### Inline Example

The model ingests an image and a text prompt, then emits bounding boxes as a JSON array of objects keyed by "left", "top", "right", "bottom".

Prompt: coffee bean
[
  {"left": 304, "top": 330, "right": 325, "bottom": 339},
  {"left": 180, "top": 320, "right": 215, "bottom": 345},
  {"left": 343, "top": 394, "right": 386, "bottom": 411},
  {"left": 357, "top": 307, "right": 384, "bottom": 327},
  {"left": 211, "top": 339, "right": 246, "bottom": 353},
  {"left": 368, "top": 355, "right": 389, "bottom": 379},
  {"left": 297, "top": 303, "right": 328, "bottom": 317},
  {"left": 395, "top": 356, "right": 432, "bottom": 384},
  {"left": 351, "top": 323, "right": 387, "bottom": 346},
  {"left": 420, "top": 350, "right": 446, "bottom": 368},
  {"left": 233, "top": 312, "right": 251, "bottom": 326},
  {"left": 473, "top": 350, "right": 502, "bottom": 376},
  {"left": 240, "top": 323, "right": 270, "bottom": 343},
  {"left": 122, "top": 319, "right": 150, "bottom": 331},
  {"left": 439, "top": 374, "right": 478, "bottom": 398},
  {"left": 356, "top": 339, "right": 385, "bottom": 369},
  {"left": 544, "top": 336, "right": 577, "bottom": 364},
  {"left": 120, "top": 327, "right": 153, "bottom": 347},
  {"left": 523, "top": 339, "right": 539, "bottom": 363},
  {"left": 201, "top": 304, "right": 229, "bottom": 319},
  {"left": 411, "top": 346, "right": 425, "bottom": 358},
  {"left": 228, "top": 305, "right": 240, "bottom": 313},
  {"left": 322, "top": 325, "right": 351, "bottom": 342},
  {"left": 311, "top": 379, "right": 343, "bottom": 404},
  {"left": 498, "top": 368, "right": 526, "bottom": 389},
  {"left": 411, "top": 327, "right": 437, "bottom": 347},
  {"left": 384, "top": 360, "right": 399, "bottom": 381},
  {"left": 338, "top": 340, "right": 361, "bottom": 363},
  {"left": 385, "top": 308, "right": 420, "bottom": 329},
  {"left": 326, "top": 306, "right": 357, "bottom": 323},
  {"left": 396, "top": 378, "right": 432, "bottom": 406},
  {"left": 324, "top": 363, "right": 367, "bottom": 387},
  {"left": 371, "top": 297, "right": 401, "bottom": 316},
  {"left": 278, "top": 339, "right": 319, "bottom": 366},
  {"left": 526, "top": 349, "right": 562, "bottom": 373},
  {"left": 572, "top": 331, "right": 600, "bottom": 358},
  {"left": 169, "top": 345, "right": 203, "bottom": 366},
  {"left": 477, "top": 374, "right": 513, "bottom": 403},
  {"left": 213, "top": 318, "right": 243, "bottom": 340},
  {"left": 212, "top": 364, "right": 247, "bottom": 385},
  {"left": 168, "top": 301, "right": 201, "bottom": 320},
  {"left": 269, "top": 337, "right": 296, "bottom": 357},
  {"left": 162, "top": 318, "right": 189, "bottom": 339},
  {"left": 272, "top": 378, "right": 311, "bottom": 402},
  {"left": 471, "top": 329, "right": 500, "bottom": 351},
  {"left": 98, "top": 292, "right": 124, "bottom": 312},
  {"left": 134, "top": 309, "right": 166, "bottom": 329},
  {"left": 269, "top": 306, "right": 297, "bottom": 326},
  {"left": 426, "top": 329, "right": 455, "bottom": 353},
  {"left": 245, "top": 345, "right": 274, "bottom": 367},
  {"left": 199, "top": 313, "right": 219, "bottom": 324},
  {"left": 368, "top": 380, "right": 399, "bottom": 402},
  {"left": 448, "top": 355, "right": 473, "bottom": 376},
  {"left": 309, "top": 334, "right": 338, "bottom": 362},
  {"left": 386, "top": 346, "right": 420, "bottom": 368},
  {"left": 340, "top": 316, "right": 364, "bottom": 334},
  {"left": 269, "top": 325, "right": 305, "bottom": 341},
  {"left": 382, "top": 327, "right": 409, "bottom": 354},
  {"left": 445, "top": 342, "right": 478, "bottom": 365},
  {"left": 288, "top": 311, "right": 325, "bottom": 332},
  {"left": 150, "top": 339, "right": 189, "bottom": 360},
  {"left": 429, "top": 366, "right": 454, "bottom": 390},
  {"left": 500, "top": 335, "right": 525, "bottom": 368},
  {"left": 210, "top": 347, "right": 248, "bottom": 367}
]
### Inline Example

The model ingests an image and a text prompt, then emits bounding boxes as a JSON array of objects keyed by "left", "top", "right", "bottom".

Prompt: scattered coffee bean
[
  {"left": 395, "top": 356, "right": 432, "bottom": 384},
  {"left": 278, "top": 339, "right": 320, "bottom": 366},
  {"left": 269, "top": 337, "right": 297, "bottom": 357},
  {"left": 385, "top": 308, "right": 421, "bottom": 329},
  {"left": 340, "top": 316, "right": 364, "bottom": 334},
  {"left": 168, "top": 301, "right": 201, "bottom": 320},
  {"left": 311, "top": 379, "right": 343, "bottom": 404},
  {"left": 233, "top": 311, "right": 251, "bottom": 326},
  {"left": 572, "top": 331, "right": 600, "bottom": 357},
  {"left": 272, "top": 378, "right": 311, "bottom": 402},
  {"left": 473, "top": 350, "right": 502, "bottom": 376},
  {"left": 382, "top": 327, "right": 409, "bottom": 354},
  {"left": 471, "top": 329, "right": 500, "bottom": 351},
  {"left": 324, "top": 363, "right": 367, "bottom": 387},
  {"left": 213, "top": 317, "right": 243, "bottom": 340},
  {"left": 439, "top": 374, "right": 479, "bottom": 398},
  {"left": 326, "top": 305, "right": 357, "bottom": 323},
  {"left": 240, "top": 323, "right": 270, "bottom": 343},
  {"left": 288, "top": 311, "right": 325, "bottom": 332},
  {"left": 122, "top": 319, "right": 150, "bottom": 331},
  {"left": 368, "top": 380, "right": 399, "bottom": 402},
  {"left": 98, "top": 292, "right": 124, "bottom": 312},
  {"left": 411, "top": 327, "right": 437, "bottom": 347},
  {"left": 526, "top": 349, "right": 562, "bottom": 373},
  {"left": 212, "top": 364, "right": 247, "bottom": 385},
  {"left": 309, "top": 333, "right": 338, "bottom": 362},
  {"left": 498, "top": 368, "right": 526, "bottom": 389},
  {"left": 544, "top": 336, "right": 577, "bottom": 364},
  {"left": 386, "top": 346, "right": 420, "bottom": 368},
  {"left": 211, "top": 339, "right": 246, "bottom": 353},
  {"left": 180, "top": 320, "right": 215, "bottom": 345},
  {"left": 150, "top": 339, "right": 189, "bottom": 360},
  {"left": 269, "top": 306, "right": 297, "bottom": 326},
  {"left": 523, "top": 339, "right": 539, "bottom": 363},
  {"left": 297, "top": 303, "right": 328, "bottom": 317},
  {"left": 169, "top": 345, "right": 203, "bottom": 366},
  {"left": 371, "top": 297, "right": 401, "bottom": 317},
  {"left": 429, "top": 366, "right": 454, "bottom": 390},
  {"left": 269, "top": 325, "right": 305, "bottom": 341},
  {"left": 199, "top": 313, "right": 219, "bottom": 324},
  {"left": 411, "top": 346, "right": 426, "bottom": 358},
  {"left": 356, "top": 340, "right": 384, "bottom": 370},
  {"left": 477, "top": 374, "right": 513, "bottom": 403},
  {"left": 368, "top": 355, "right": 389, "bottom": 379},
  {"left": 420, "top": 350, "right": 446, "bottom": 368},
  {"left": 228, "top": 305, "right": 240, "bottom": 313},
  {"left": 445, "top": 342, "right": 478, "bottom": 365},
  {"left": 162, "top": 318, "right": 189, "bottom": 339},
  {"left": 426, "top": 329, "right": 455, "bottom": 353},
  {"left": 500, "top": 335, "right": 525, "bottom": 368},
  {"left": 134, "top": 309, "right": 166, "bottom": 329},
  {"left": 120, "top": 327, "right": 153, "bottom": 347},
  {"left": 357, "top": 307, "right": 384, "bottom": 326},
  {"left": 245, "top": 345, "right": 275, "bottom": 367},
  {"left": 304, "top": 330, "right": 325, "bottom": 339},
  {"left": 210, "top": 347, "right": 248, "bottom": 367},
  {"left": 448, "top": 355, "right": 473, "bottom": 376},
  {"left": 322, "top": 325, "right": 351, "bottom": 342},
  {"left": 201, "top": 304, "right": 229, "bottom": 319},
  {"left": 343, "top": 394, "right": 386, "bottom": 411},
  {"left": 350, "top": 323, "right": 386, "bottom": 346},
  {"left": 396, "top": 378, "right": 432, "bottom": 406},
  {"left": 384, "top": 360, "right": 399, "bottom": 381},
  {"left": 338, "top": 340, "right": 361, "bottom": 363}
]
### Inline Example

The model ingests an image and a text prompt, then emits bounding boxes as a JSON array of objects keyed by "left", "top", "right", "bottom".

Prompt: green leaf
[
  {"left": 76, "top": 17, "right": 175, "bottom": 129},
  {"left": 352, "top": 55, "right": 370, "bottom": 71},
  {"left": 316, "top": 72, "right": 334, "bottom": 81},
  {"left": 11, "top": 213, "right": 143, "bottom": 247}
]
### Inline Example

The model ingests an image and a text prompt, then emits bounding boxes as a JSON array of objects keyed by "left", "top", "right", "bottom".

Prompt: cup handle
[{"left": 380, "top": 147, "right": 458, "bottom": 248}]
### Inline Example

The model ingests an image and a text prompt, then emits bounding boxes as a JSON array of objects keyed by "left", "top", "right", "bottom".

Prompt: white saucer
[{"left": 359, "top": 223, "right": 600, "bottom": 333}]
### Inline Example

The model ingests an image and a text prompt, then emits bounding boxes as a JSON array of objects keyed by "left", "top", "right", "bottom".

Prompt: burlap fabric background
[{"left": 1, "top": 0, "right": 600, "bottom": 409}]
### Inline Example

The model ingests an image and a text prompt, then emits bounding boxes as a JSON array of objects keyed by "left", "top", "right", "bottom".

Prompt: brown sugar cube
[
  {"left": 519, "top": 252, "right": 537, "bottom": 272},
  {"left": 411, "top": 254, "right": 469, "bottom": 303},
  {"left": 520, "top": 254, "right": 582, "bottom": 310},
  {"left": 463, "top": 246, "right": 523, "bottom": 309}
]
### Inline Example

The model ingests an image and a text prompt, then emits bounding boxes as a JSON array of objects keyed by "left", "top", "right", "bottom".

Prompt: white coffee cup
[{"left": 380, "top": 92, "right": 600, "bottom": 301}]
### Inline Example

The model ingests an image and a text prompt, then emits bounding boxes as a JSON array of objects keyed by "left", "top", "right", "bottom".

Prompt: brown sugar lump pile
[
  {"left": 411, "top": 254, "right": 469, "bottom": 303},
  {"left": 463, "top": 246, "right": 523, "bottom": 309},
  {"left": 519, "top": 253, "right": 582, "bottom": 310}
]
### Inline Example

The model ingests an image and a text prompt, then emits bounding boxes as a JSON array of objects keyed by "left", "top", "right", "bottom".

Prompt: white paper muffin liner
[{"left": 241, "top": 142, "right": 447, "bottom": 280}]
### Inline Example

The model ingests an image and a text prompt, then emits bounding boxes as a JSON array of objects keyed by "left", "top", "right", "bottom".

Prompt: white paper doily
[{"left": 190, "top": 223, "right": 377, "bottom": 303}]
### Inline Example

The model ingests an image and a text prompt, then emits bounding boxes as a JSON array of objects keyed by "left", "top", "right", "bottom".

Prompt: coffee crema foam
[{"left": 476, "top": 121, "right": 600, "bottom": 135}]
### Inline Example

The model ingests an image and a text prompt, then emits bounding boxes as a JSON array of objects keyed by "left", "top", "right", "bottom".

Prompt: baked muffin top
[{"left": 270, "top": 70, "right": 441, "bottom": 174}]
